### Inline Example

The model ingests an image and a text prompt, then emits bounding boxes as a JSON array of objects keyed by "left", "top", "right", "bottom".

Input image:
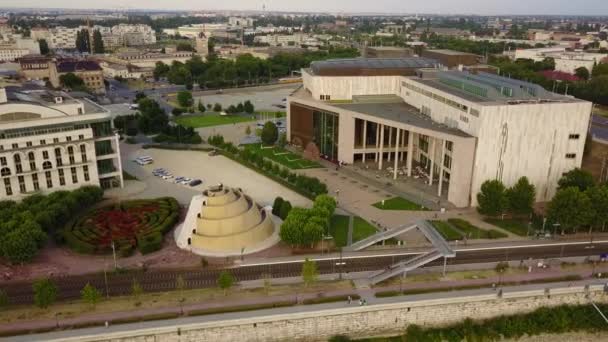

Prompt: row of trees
[
  {"left": 175, "top": 91, "right": 255, "bottom": 115},
  {"left": 477, "top": 169, "right": 608, "bottom": 234},
  {"left": 477, "top": 177, "right": 536, "bottom": 217},
  {"left": 280, "top": 195, "right": 337, "bottom": 247},
  {"left": 0, "top": 186, "right": 104, "bottom": 264},
  {"left": 208, "top": 134, "right": 328, "bottom": 198},
  {"left": 153, "top": 47, "right": 359, "bottom": 88}
]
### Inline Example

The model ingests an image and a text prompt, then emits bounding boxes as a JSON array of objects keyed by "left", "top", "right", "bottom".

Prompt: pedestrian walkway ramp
[
  {"left": 344, "top": 222, "right": 418, "bottom": 251},
  {"left": 369, "top": 250, "right": 443, "bottom": 284},
  {"left": 362, "top": 220, "right": 456, "bottom": 284}
]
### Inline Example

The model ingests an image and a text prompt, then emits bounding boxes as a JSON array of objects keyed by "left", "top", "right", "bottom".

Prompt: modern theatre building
[{"left": 287, "top": 58, "right": 592, "bottom": 207}]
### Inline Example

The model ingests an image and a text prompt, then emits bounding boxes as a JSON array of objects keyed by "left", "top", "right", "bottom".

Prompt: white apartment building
[
  {"left": 33, "top": 24, "right": 156, "bottom": 50},
  {"left": 514, "top": 47, "right": 608, "bottom": 74},
  {"left": 0, "top": 35, "right": 41, "bottom": 61},
  {"left": 228, "top": 17, "right": 255, "bottom": 28},
  {"left": 288, "top": 58, "right": 592, "bottom": 208},
  {"left": 111, "top": 24, "right": 156, "bottom": 45},
  {"left": 0, "top": 88, "right": 123, "bottom": 200},
  {"left": 254, "top": 33, "right": 313, "bottom": 47}
]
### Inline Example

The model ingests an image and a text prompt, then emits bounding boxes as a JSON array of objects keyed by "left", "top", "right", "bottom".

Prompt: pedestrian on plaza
[
  {"left": 492, "top": 283, "right": 496, "bottom": 290},
  {"left": 363, "top": 299, "right": 367, "bottom": 306},
  {"left": 359, "top": 299, "right": 363, "bottom": 306},
  {"left": 347, "top": 295, "right": 352, "bottom": 304}
]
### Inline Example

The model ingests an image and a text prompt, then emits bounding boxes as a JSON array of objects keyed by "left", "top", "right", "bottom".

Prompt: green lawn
[
  {"left": 431, "top": 221, "right": 463, "bottom": 241},
  {"left": 448, "top": 218, "right": 508, "bottom": 239},
  {"left": 352, "top": 216, "right": 378, "bottom": 242},
  {"left": 245, "top": 144, "right": 322, "bottom": 169},
  {"left": 484, "top": 218, "right": 529, "bottom": 236},
  {"left": 329, "top": 215, "right": 349, "bottom": 247},
  {"left": 175, "top": 114, "right": 256, "bottom": 128},
  {"left": 329, "top": 215, "right": 378, "bottom": 247},
  {"left": 372, "top": 197, "right": 428, "bottom": 211},
  {"left": 593, "top": 105, "right": 608, "bottom": 118}
]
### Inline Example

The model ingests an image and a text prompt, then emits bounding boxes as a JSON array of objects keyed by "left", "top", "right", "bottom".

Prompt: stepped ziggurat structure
[{"left": 176, "top": 185, "right": 278, "bottom": 256}]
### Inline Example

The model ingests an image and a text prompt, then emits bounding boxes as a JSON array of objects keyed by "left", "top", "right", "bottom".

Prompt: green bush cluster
[
  {"left": 387, "top": 304, "right": 608, "bottom": 342},
  {"left": 153, "top": 124, "right": 202, "bottom": 144},
  {"left": 0, "top": 186, "right": 103, "bottom": 264},
  {"left": 272, "top": 197, "right": 292, "bottom": 220},
  {"left": 280, "top": 195, "right": 337, "bottom": 247},
  {"left": 208, "top": 134, "right": 328, "bottom": 199},
  {"left": 62, "top": 197, "right": 179, "bottom": 256}
]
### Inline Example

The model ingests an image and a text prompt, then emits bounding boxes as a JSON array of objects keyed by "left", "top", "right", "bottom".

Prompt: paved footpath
[{"left": 3, "top": 264, "right": 608, "bottom": 338}]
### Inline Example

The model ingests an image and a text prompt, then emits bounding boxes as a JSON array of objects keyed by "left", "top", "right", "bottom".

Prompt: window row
[
  {"left": 1, "top": 135, "right": 87, "bottom": 150},
  {"left": 0, "top": 145, "right": 89, "bottom": 175},
  {"left": 402, "top": 81, "right": 470, "bottom": 113},
  {"left": 2, "top": 166, "right": 91, "bottom": 196}
]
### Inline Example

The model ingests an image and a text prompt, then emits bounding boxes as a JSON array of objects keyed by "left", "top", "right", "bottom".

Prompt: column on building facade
[
  {"left": 362, "top": 120, "right": 367, "bottom": 164},
  {"left": 388, "top": 127, "right": 393, "bottom": 162},
  {"left": 378, "top": 124, "right": 385, "bottom": 170},
  {"left": 438, "top": 139, "right": 446, "bottom": 197},
  {"left": 375, "top": 123, "right": 380, "bottom": 163},
  {"left": 401, "top": 131, "right": 406, "bottom": 161},
  {"left": 407, "top": 131, "right": 414, "bottom": 177},
  {"left": 393, "top": 128, "right": 401, "bottom": 180},
  {"left": 429, "top": 137, "right": 436, "bottom": 186}
]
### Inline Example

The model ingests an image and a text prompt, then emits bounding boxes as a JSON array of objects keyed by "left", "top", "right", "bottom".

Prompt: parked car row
[{"left": 152, "top": 168, "right": 202, "bottom": 187}]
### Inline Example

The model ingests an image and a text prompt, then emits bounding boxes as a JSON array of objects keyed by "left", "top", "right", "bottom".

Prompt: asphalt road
[{"left": 2, "top": 242, "right": 606, "bottom": 305}]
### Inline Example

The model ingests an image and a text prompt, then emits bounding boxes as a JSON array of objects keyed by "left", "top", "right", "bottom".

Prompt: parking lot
[
  {"left": 119, "top": 144, "right": 312, "bottom": 208},
  {"left": 192, "top": 83, "right": 299, "bottom": 112}
]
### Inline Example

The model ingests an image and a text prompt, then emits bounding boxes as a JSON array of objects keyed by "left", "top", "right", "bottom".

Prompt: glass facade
[{"left": 312, "top": 109, "right": 339, "bottom": 161}]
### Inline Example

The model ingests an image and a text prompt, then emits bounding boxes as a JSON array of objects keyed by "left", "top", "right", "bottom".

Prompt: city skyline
[{"left": 1, "top": 0, "right": 608, "bottom": 16}]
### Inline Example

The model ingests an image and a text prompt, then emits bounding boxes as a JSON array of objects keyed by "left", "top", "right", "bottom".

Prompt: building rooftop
[
  {"left": 309, "top": 57, "right": 440, "bottom": 76},
  {"left": 4, "top": 88, "right": 80, "bottom": 106},
  {"left": 334, "top": 99, "right": 472, "bottom": 138},
  {"left": 423, "top": 49, "right": 478, "bottom": 56},
  {"left": 56, "top": 60, "right": 102, "bottom": 73},
  {"left": 409, "top": 71, "right": 578, "bottom": 104}
]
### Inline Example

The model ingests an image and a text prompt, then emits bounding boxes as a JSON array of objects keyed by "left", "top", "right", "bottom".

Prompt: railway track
[{"left": 2, "top": 242, "right": 605, "bottom": 305}]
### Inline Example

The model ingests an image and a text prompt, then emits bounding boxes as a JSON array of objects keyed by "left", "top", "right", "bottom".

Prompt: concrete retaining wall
[{"left": 54, "top": 285, "right": 608, "bottom": 342}]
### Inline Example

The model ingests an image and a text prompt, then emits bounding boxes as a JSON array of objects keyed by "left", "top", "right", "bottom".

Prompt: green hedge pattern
[{"left": 62, "top": 197, "right": 179, "bottom": 256}]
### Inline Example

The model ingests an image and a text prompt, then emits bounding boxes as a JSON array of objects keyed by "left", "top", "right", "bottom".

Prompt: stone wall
[{"left": 61, "top": 285, "right": 608, "bottom": 342}]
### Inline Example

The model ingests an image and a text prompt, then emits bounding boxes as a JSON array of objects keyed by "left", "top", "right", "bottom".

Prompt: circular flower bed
[{"left": 62, "top": 197, "right": 180, "bottom": 256}]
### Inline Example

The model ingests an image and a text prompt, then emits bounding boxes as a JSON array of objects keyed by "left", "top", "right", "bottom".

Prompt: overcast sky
[{"left": 1, "top": 0, "right": 607, "bottom": 16}]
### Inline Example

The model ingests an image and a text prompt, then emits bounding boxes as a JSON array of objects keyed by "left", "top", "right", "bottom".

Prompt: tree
[
  {"left": 131, "top": 279, "right": 143, "bottom": 302},
  {"left": 278, "top": 133, "right": 287, "bottom": 148},
  {"left": 279, "top": 200, "right": 292, "bottom": 220},
  {"left": 243, "top": 100, "right": 255, "bottom": 114},
  {"left": 38, "top": 39, "right": 49, "bottom": 55},
  {"left": 153, "top": 62, "right": 170, "bottom": 80},
  {"left": 301, "top": 258, "right": 318, "bottom": 287},
  {"left": 176, "top": 91, "right": 193, "bottom": 108},
  {"left": 137, "top": 98, "right": 168, "bottom": 134},
  {"left": 261, "top": 121, "right": 279, "bottom": 145},
  {"left": 75, "top": 29, "right": 90, "bottom": 53},
  {"left": 245, "top": 125, "right": 252, "bottom": 135},
  {"left": 33, "top": 279, "right": 57, "bottom": 309},
  {"left": 176, "top": 42, "right": 194, "bottom": 51},
  {"left": 0, "top": 289, "right": 8, "bottom": 307},
  {"left": 213, "top": 103, "right": 222, "bottom": 112},
  {"left": 198, "top": 101, "right": 206, "bottom": 113},
  {"left": 80, "top": 283, "right": 101, "bottom": 309},
  {"left": 280, "top": 207, "right": 308, "bottom": 246},
  {"left": 592, "top": 63, "right": 608, "bottom": 77},
  {"left": 506, "top": 177, "right": 536, "bottom": 216},
  {"left": 575, "top": 66, "right": 590, "bottom": 81},
  {"left": 558, "top": 168, "right": 595, "bottom": 192},
  {"left": 586, "top": 185, "right": 608, "bottom": 231},
  {"left": 59, "top": 73, "right": 85, "bottom": 89},
  {"left": 547, "top": 187, "right": 594, "bottom": 234},
  {"left": 477, "top": 180, "right": 508, "bottom": 217},
  {"left": 217, "top": 271, "right": 234, "bottom": 295},
  {"left": 92, "top": 30, "right": 104, "bottom": 54},
  {"left": 272, "top": 197, "right": 284, "bottom": 216}
]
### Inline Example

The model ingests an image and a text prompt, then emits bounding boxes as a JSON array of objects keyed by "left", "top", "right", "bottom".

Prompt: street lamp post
[{"left": 111, "top": 241, "right": 117, "bottom": 270}]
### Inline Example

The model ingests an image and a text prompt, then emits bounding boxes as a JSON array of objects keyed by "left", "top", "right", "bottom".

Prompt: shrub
[
  {"left": 62, "top": 198, "right": 179, "bottom": 256},
  {"left": 272, "top": 197, "right": 284, "bottom": 216},
  {"left": 279, "top": 200, "right": 292, "bottom": 220}
]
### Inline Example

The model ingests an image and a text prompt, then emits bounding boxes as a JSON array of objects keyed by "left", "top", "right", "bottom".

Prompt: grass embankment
[
  {"left": 372, "top": 197, "right": 428, "bottom": 211},
  {"left": 359, "top": 302, "right": 604, "bottom": 341},
  {"left": 175, "top": 113, "right": 256, "bottom": 128},
  {"left": 484, "top": 218, "right": 529, "bottom": 236},
  {"left": 329, "top": 215, "right": 378, "bottom": 247}
]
